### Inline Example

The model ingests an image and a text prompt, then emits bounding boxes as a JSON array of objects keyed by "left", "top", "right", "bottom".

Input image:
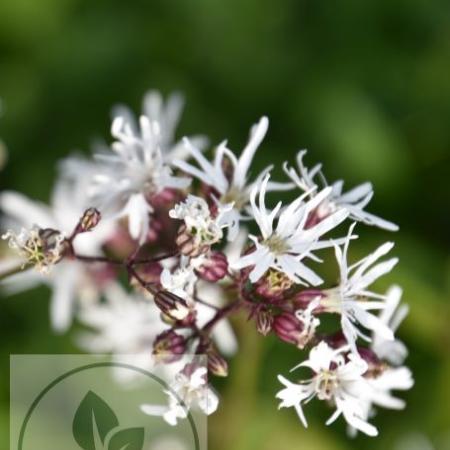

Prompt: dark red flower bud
[
  {"left": 153, "top": 330, "right": 186, "bottom": 363},
  {"left": 154, "top": 290, "right": 190, "bottom": 321},
  {"left": 273, "top": 312, "right": 303, "bottom": 346},
  {"left": 357, "top": 347, "right": 387, "bottom": 378},
  {"left": 325, "top": 332, "right": 348, "bottom": 349},
  {"left": 196, "top": 251, "right": 228, "bottom": 282},
  {"left": 273, "top": 312, "right": 315, "bottom": 349},
  {"left": 255, "top": 309, "right": 274, "bottom": 336}
]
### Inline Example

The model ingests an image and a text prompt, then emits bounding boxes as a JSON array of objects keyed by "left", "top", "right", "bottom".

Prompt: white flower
[
  {"left": 276, "top": 341, "right": 378, "bottom": 436},
  {"left": 2, "top": 226, "right": 66, "bottom": 274},
  {"left": 347, "top": 366, "right": 414, "bottom": 438},
  {"left": 367, "top": 367, "right": 414, "bottom": 410},
  {"left": 294, "top": 297, "right": 321, "bottom": 348},
  {"left": 77, "top": 283, "right": 168, "bottom": 384},
  {"left": 322, "top": 223, "right": 398, "bottom": 353},
  {"left": 372, "top": 285, "right": 409, "bottom": 365},
  {"left": 233, "top": 174, "right": 349, "bottom": 284},
  {"left": 160, "top": 260, "right": 197, "bottom": 301},
  {"left": 89, "top": 115, "right": 191, "bottom": 243},
  {"left": 346, "top": 285, "right": 413, "bottom": 437},
  {"left": 141, "top": 366, "right": 219, "bottom": 426},
  {"left": 169, "top": 195, "right": 230, "bottom": 247},
  {"left": 284, "top": 150, "right": 399, "bottom": 231},
  {"left": 112, "top": 90, "right": 207, "bottom": 160},
  {"left": 0, "top": 170, "right": 115, "bottom": 332},
  {"left": 174, "top": 117, "right": 293, "bottom": 240},
  {"left": 77, "top": 283, "right": 164, "bottom": 354}
]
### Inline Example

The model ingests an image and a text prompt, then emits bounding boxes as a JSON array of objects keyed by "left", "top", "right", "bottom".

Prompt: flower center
[
  {"left": 315, "top": 370, "right": 339, "bottom": 400},
  {"left": 220, "top": 187, "right": 248, "bottom": 210},
  {"left": 2, "top": 227, "right": 66, "bottom": 274},
  {"left": 263, "top": 234, "right": 289, "bottom": 255},
  {"left": 266, "top": 269, "right": 293, "bottom": 291}
]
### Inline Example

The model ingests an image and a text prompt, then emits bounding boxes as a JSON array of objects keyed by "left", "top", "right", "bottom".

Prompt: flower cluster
[{"left": 0, "top": 90, "right": 412, "bottom": 436}]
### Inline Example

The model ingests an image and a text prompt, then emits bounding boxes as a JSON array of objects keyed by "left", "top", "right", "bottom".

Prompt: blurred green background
[{"left": 1, "top": 0, "right": 449, "bottom": 449}]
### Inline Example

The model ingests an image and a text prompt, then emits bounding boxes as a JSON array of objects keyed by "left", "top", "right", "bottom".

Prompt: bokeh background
[{"left": 1, "top": 0, "right": 449, "bottom": 449}]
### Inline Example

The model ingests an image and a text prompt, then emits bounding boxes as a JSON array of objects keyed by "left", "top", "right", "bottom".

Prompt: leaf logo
[{"left": 73, "top": 391, "right": 145, "bottom": 450}]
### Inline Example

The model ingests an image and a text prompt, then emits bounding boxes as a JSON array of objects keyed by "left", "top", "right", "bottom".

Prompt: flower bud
[
  {"left": 196, "top": 251, "right": 228, "bottom": 282},
  {"left": 154, "top": 290, "right": 190, "bottom": 321},
  {"left": 147, "top": 217, "right": 164, "bottom": 243},
  {"left": 273, "top": 312, "right": 316, "bottom": 349},
  {"left": 255, "top": 269, "right": 293, "bottom": 302},
  {"left": 325, "top": 332, "right": 348, "bottom": 349},
  {"left": 175, "top": 225, "right": 209, "bottom": 258},
  {"left": 293, "top": 289, "right": 324, "bottom": 309},
  {"left": 207, "top": 350, "right": 229, "bottom": 377},
  {"left": 357, "top": 347, "right": 387, "bottom": 378},
  {"left": 153, "top": 330, "right": 186, "bottom": 364},
  {"left": 149, "top": 188, "right": 180, "bottom": 208},
  {"left": 256, "top": 309, "right": 274, "bottom": 336},
  {"left": 78, "top": 208, "right": 101, "bottom": 233},
  {"left": 304, "top": 201, "right": 333, "bottom": 229}
]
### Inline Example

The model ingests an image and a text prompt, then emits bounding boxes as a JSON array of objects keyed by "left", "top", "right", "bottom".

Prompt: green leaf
[
  {"left": 73, "top": 390, "right": 120, "bottom": 450},
  {"left": 108, "top": 427, "right": 145, "bottom": 450}
]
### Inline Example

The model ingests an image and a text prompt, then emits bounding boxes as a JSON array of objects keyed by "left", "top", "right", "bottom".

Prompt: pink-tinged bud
[
  {"left": 196, "top": 251, "right": 228, "bottom": 282},
  {"left": 137, "top": 263, "right": 163, "bottom": 286},
  {"left": 207, "top": 350, "right": 229, "bottom": 377},
  {"left": 181, "top": 361, "right": 206, "bottom": 380},
  {"left": 154, "top": 290, "right": 190, "bottom": 321},
  {"left": 105, "top": 227, "right": 136, "bottom": 259},
  {"left": 255, "top": 269, "right": 293, "bottom": 302},
  {"left": 149, "top": 188, "right": 180, "bottom": 208},
  {"left": 273, "top": 312, "right": 315, "bottom": 349},
  {"left": 91, "top": 265, "right": 117, "bottom": 287},
  {"left": 325, "top": 334, "right": 384, "bottom": 376},
  {"left": 175, "top": 225, "right": 209, "bottom": 258},
  {"left": 358, "top": 347, "right": 381, "bottom": 366},
  {"left": 356, "top": 347, "right": 388, "bottom": 378},
  {"left": 147, "top": 218, "right": 164, "bottom": 243},
  {"left": 304, "top": 202, "right": 333, "bottom": 229},
  {"left": 293, "top": 289, "right": 325, "bottom": 309},
  {"left": 256, "top": 309, "right": 274, "bottom": 336},
  {"left": 78, "top": 208, "right": 102, "bottom": 233},
  {"left": 153, "top": 330, "right": 186, "bottom": 363}
]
